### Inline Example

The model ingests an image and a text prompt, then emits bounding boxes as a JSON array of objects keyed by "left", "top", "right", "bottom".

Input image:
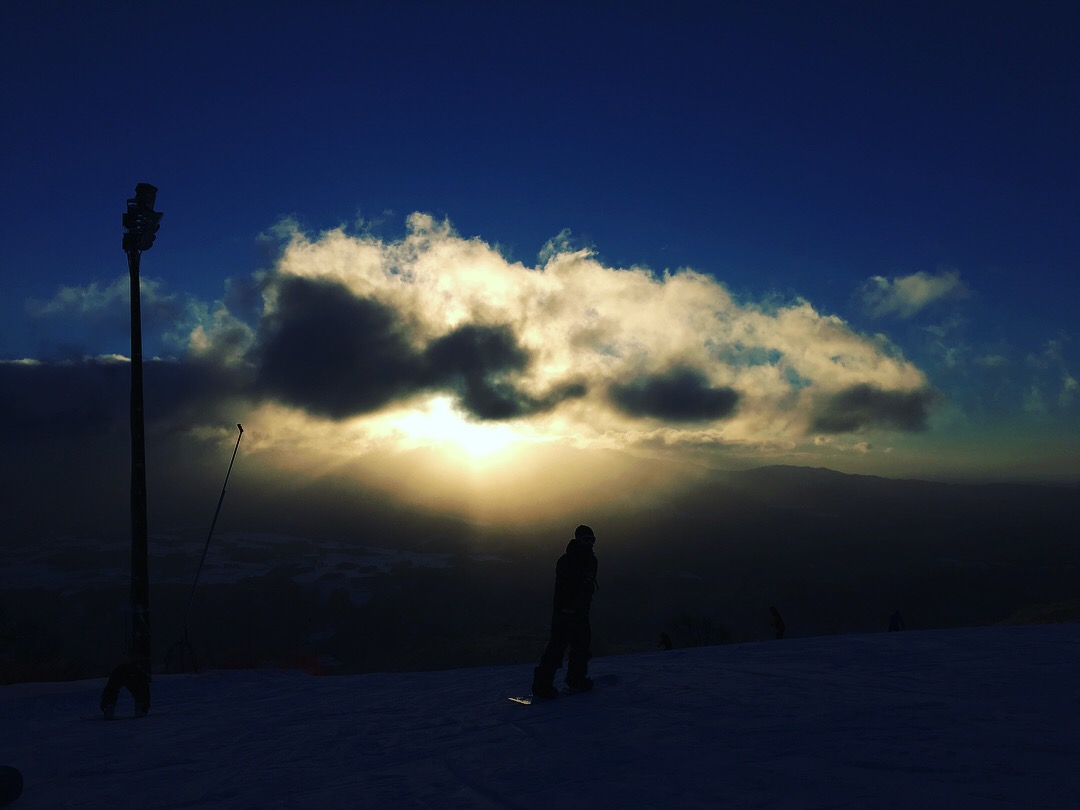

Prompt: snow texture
[{"left": 3, "top": 623, "right": 1079, "bottom": 809}]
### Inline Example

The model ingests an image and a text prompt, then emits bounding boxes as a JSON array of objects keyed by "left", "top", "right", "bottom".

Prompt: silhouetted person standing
[
  {"left": 532, "top": 525, "right": 598, "bottom": 699},
  {"left": 770, "top": 606, "right": 786, "bottom": 640},
  {"left": 658, "top": 631, "right": 673, "bottom": 651},
  {"left": 889, "top": 609, "right": 906, "bottom": 632}
]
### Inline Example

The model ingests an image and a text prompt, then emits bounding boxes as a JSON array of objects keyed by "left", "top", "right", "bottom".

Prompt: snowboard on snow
[
  {"left": 0, "top": 766, "right": 22, "bottom": 808},
  {"left": 509, "top": 674, "right": 618, "bottom": 705}
]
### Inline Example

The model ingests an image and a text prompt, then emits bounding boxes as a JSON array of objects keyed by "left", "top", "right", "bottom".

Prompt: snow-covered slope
[{"left": 3, "top": 623, "right": 1079, "bottom": 809}]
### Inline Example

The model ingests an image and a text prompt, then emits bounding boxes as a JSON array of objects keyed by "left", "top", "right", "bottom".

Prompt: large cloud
[{"left": 222, "top": 214, "right": 933, "bottom": 454}]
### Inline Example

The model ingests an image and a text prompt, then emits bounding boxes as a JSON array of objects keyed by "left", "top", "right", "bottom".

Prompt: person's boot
[{"left": 532, "top": 667, "right": 558, "bottom": 699}]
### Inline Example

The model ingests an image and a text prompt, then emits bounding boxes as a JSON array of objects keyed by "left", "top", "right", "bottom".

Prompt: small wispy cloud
[
  {"left": 860, "top": 270, "right": 967, "bottom": 318},
  {"left": 28, "top": 275, "right": 251, "bottom": 361},
  {"left": 26, "top": 278, "right": 127, "bottom": 317},
  {"left": 1023, "top": 384, "right": 1047, "bottom": 415},
  {"left": 27, "top": 276, "right": 179, "bottom": 318},
  {"left": 1025, "top": 334, "right": 1077, "bottom": 411},
  {"left": 977, "top": 354, "right": 1009, "bottom": 369},
  {"left": 1060, "top": 373, "right": 1078, "bottom": 408}
]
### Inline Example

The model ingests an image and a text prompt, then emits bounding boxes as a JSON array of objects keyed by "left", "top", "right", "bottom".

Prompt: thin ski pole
[{"left": 181, "top": 423, "right": 244, "bottom": 630}]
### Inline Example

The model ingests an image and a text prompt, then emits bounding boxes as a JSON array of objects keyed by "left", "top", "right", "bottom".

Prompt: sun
[{"left": 379, "top": 395, "right": 526, "bottom": 460}]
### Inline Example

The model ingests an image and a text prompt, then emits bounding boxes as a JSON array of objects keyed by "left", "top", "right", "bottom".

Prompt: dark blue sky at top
[{"left": 2, "top": 1, "right": 1078, "bottom": 379}]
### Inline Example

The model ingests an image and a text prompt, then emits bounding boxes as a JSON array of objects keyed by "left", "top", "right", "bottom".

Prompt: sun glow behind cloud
[{"left": 368, "top": 395, "right": 530, "bottom": 460}]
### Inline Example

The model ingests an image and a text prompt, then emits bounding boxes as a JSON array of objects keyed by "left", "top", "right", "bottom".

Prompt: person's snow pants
[{"left": 536, "top": 610, "right": 591, "bottom": 684}]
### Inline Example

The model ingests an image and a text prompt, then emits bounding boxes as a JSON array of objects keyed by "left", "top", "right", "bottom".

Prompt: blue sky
[{"left": 2, "top": 0, "right": 1078, "bottom": 493}]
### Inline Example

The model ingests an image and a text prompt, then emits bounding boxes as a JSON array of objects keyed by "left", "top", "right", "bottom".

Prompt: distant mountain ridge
[{"left": 2, "top": 462, "right": 1076, "bottom": 683}]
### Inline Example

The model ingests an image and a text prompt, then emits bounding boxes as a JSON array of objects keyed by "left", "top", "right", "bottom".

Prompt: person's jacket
[{"left": 551, "top": 539, "right": 597, "bottom": 616}]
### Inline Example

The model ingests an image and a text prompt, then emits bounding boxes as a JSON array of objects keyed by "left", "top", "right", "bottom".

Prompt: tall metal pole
[
  {"left": 127, "top": 246, "right": 151, "bottom": 675},
  {"left": 122, "top": 183, "right": 162, "bottom": 676}
]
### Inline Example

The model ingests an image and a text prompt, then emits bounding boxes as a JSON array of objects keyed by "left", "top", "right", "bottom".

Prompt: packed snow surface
[{"left": 3, "top": 624, "right": 1079, "bottom": 809}]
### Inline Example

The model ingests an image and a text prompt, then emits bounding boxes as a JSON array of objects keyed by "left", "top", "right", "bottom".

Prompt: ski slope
[{"left": 3, "top": 623, "right": 1078, "bottom": 809}]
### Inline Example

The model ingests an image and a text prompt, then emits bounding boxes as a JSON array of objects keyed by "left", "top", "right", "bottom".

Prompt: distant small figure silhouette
[
  {"left": 770, "top": 606, "right": 786, "bottom": 640},
  {"left": 889, "top": 609, "right": 906, "bottom": 632},
  {"left": 532, "top": 525, "right": 599, "bottom": 699},
  {"left": 658, "top": 631, "right": 673, "bottom": 651}
]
